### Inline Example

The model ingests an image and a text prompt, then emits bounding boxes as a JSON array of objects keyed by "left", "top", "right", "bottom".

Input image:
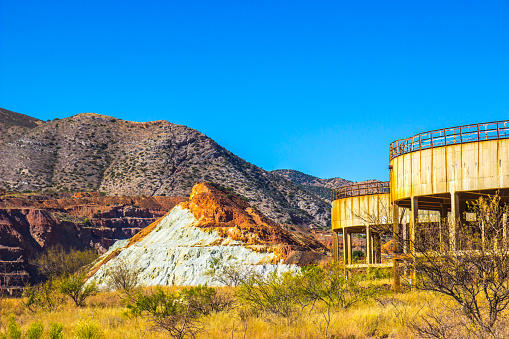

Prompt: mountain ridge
[{"left": 0, "top": 108, "right": 346, "bottom": 229}]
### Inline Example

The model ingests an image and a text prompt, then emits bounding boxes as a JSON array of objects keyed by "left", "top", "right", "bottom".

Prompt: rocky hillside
[
  {"left": 272, "top": 169, "right": 382, "bottom": 201},
  {"left": 272, "top": 169, "right": 353, "bottom": 189},
  {"left": 271, "top": 169, "right": 353, "bottom": 201},
  {"left": 88, "top": 183, "right": 328, "bottom": 287},
  {"left": 0, "top": 108, "right": 42, "bottom": 131},
  {"left": 0, "top": 108, "right": 332, "bottom": 229}
]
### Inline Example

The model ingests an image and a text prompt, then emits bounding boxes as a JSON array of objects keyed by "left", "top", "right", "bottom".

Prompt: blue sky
[{"left": 1, "top": 1, "right": 508, "bottom": 182}]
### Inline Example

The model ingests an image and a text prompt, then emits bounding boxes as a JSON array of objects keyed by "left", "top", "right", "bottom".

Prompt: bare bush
[
  {"left": 33, "top": 245, "right": 97, "bottom": 281},
  {"left": 205, "top": 257, "right": 256, "bottom": 287},
  {"left": 402, "top": 194, "right": 509, "bottom": 338},
  {"left": 104, "top": 256, "right": 141, "bottom": 297},
  {"left": 237, "top": 266, "right": 376, "bottom": 337},
  {"left": 236, "top": 271, "right": 305, "bottom": 321}
]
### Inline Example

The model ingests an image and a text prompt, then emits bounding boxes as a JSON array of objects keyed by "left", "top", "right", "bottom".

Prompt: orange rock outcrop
[{"left": 181, "top": 183, "right": 328, "bottom": 264}]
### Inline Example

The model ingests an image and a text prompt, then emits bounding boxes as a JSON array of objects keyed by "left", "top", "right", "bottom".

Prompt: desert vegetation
[{"left": 2, "top": 194, "right": 509, "bottom": 338}]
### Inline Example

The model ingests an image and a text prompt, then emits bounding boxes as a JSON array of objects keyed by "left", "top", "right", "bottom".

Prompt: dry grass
[{"left": 0, "top": 287, "right": 440, "bottom": 339}]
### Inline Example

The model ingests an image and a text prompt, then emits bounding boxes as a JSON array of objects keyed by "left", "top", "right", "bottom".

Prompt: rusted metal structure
[
  {"left": 332, "top": 120, "right": 509, "bottom": 286},
  {"left": 331, "top": 181, "right": 391, "bottom": 267},
  {"left": 389, "top": 120, "right": 509, "bottom": 290}
]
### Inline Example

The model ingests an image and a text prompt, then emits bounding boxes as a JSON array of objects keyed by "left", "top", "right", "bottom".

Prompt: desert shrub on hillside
[
  {"left": 205, "top": 257, "right": 256, "bottom": 287},
  {"left": 104, "top": 256, "right": 141, "bottom": 297}
]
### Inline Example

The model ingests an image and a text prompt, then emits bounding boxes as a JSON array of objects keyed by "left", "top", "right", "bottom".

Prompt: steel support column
[
  {"left": 366, "top": 225, "right": 372, "bottom": 264},
  {"left": 332, "top": 231, "right": 339, "bottom": 263},
  {"left": 393, "top": 203, "right": 401, "bottom": 292}
]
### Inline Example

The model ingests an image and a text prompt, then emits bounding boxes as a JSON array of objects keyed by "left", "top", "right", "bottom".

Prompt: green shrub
[
  {"left": 237, "top": 265, "right": 378, "bottom": 335},
  {"left": 23, "top": 280, "right": 65, "bottom": 312},
  {"left": 33, "top": 245, "right": 98, "bottom": 280},
  {"left": 366, "top": 267, "right": 391, "bottom": 280},
  {"left": 6, "top": 316, "right": 21, "bottom": 339},
  {"left": 352, "top": 250, "right": 364, "bottom": 260},
  {"left": 237, "top": 270, "right": 307, "bottom": 321},
  {"left": 26, "top": 321, "right": 44, "bottom": 339},
  {"left": 126, "top": 285, "right": 227, "bottom": 338},
  {"left": 74, "top": 320, "right": 104, "bottom": 339},
  {"left": 59, "top": 273, "right": 98, "bottom": 307},
  {"left": 49, "top": 323, "right": 65, "bottom": 339}
]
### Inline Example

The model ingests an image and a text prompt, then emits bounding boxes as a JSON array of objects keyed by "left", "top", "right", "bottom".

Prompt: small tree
[
  {"left": 33, "top": 245, "right": 97, "bottom": 281},
  {"left": 404, "top": 194, "right": 509, "bottom": 338},
  {"left": 126, "top": 285, "right": 224, "bottom": 339},
  {"left": 58, "top": 272, "right": 98, "bottom": 307},
  {"left": 236, "top": 270, "right": 307, "bottom": 321},
  {"left": 22, "top": 280, "right": 65, "bottom": 313}
]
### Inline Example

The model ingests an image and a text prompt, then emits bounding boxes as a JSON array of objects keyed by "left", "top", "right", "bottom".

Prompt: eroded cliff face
[
  {"left": 88, "top": 183, "right": 329, "bottom": 288},
  {"left": 0, "top": 193, "right": 185, "bottom": 293}
]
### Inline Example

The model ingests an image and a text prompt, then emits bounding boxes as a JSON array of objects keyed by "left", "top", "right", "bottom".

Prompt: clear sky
[{"left": 1, "top": 1, "right": 508, "bottom": 182}]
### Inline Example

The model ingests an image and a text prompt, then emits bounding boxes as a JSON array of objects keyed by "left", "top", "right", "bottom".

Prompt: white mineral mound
[{"left": 87, "top": 205, "right": 299, "bottom": 289}]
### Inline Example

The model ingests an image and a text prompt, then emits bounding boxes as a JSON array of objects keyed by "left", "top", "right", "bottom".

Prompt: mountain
[
  {"left": 271, "top": 169, "right": 353, "bottom": 189},
  {"left": 0, "top": 108, "right": 332, "bottom": 229},
  {"left": 271, "top": 169, "right": 383, "bottom": 201},
  {"left": 0, "top": 108, "right": 43, "bottom": 131},
  {"left": 271, "top": 169, "right": 353, "bottom": 201},
  {"left": 87, "top": 183, "right": 328, "bottom": 288}
]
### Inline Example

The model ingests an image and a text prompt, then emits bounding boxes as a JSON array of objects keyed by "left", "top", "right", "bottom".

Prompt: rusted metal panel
[
  {"left": 331, "top": 191, "right": 391, "bottom": 230},
  {"left": 390, "top": 137, "right": 509, "bottom": 202}
]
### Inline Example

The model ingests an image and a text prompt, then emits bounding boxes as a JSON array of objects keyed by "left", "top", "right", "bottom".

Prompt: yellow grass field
[{"left": 0, "top": 284, "right": 438, "bottom": 339}]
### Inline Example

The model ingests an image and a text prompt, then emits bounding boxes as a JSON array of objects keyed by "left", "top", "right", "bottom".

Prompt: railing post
[{"left": 389, "top": 120, "right": 509, "bottom": 160}]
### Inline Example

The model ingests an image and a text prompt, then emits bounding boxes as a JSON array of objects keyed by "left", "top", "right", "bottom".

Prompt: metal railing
[
  {"left": 390, "top": 120, "right": 509, "bottom": 160},
  {"left": 331, "top": 181, "right": 390, "bottom": 201}
]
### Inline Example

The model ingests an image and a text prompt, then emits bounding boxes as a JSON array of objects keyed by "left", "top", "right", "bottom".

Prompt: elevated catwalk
[
  {"left": 331, "top": 121, "right": 509, "bottom": 272},
  {"left": 390, "top": 121, "right": 509, "bottom": 252},
  {"left": 331, "top": 182, "right": 390, "bottom": 266}
]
